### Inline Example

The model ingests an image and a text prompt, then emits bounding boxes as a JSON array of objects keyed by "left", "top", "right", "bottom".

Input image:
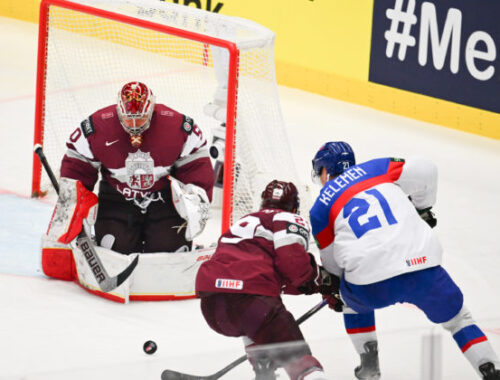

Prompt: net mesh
[{"left": 36, "top": 0, "right": 311, "bottom": 229}]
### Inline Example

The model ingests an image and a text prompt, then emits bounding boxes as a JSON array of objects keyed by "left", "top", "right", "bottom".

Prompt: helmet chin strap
[{"left": 129, "top": 134, "right": 143, "bottom": 147}]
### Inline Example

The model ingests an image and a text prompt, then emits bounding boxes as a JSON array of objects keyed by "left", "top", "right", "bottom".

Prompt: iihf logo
[
  {"left": 406, "top": 256, "right": 427, "bottom": 267},
  {"left": 215, "top": 278, "right": 243, "bottom": 290}
]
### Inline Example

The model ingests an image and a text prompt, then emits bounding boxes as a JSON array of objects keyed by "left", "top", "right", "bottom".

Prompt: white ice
[{"left": 1, "top": 16, "right": 499, "bottom": 380}]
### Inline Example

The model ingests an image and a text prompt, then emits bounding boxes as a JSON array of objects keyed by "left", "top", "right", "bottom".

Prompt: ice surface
[{"left": 0, "top": 16, "right": 499, "bottom": 380}]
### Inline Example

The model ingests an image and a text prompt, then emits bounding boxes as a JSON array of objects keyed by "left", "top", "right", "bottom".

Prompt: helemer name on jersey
[{"left": 317, "top": 166, "right": 368, "bottom": 206}]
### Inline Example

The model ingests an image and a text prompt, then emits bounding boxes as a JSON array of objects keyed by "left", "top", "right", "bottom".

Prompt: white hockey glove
[{"left": 170, "top": 176, "right": 210, "bottom": 241}]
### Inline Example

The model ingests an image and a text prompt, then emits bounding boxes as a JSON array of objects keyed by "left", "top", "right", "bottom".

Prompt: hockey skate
[
  {"left": 480, "top": 362, "right": 500, "bottom": 380},
  {"left": 252, "top": 356, "right": 277, "bottom": 380},
  {"left": 354, "top": 341, "right": 381, "bottom": 380}
]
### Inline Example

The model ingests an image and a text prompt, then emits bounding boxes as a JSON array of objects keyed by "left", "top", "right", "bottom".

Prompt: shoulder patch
[
  {"left": 181, "top": 115, "right": 194, "bottom": 135},
  {"left": 81, "top": 116, "right": 95, "bottom": 138},
  {"left": 101, "top": 111, "right": 114, "bottom": 120},
  {"left": 390, "top": 157, "right": 405, "bottom": 162},
  {"left": 286, "top": 222, "right": 310, "bottom": 241}
]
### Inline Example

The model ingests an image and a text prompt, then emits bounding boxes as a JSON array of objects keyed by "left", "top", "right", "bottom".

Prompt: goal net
[{"left": 32, "top": 0, "right": 311, "bottom": 232}]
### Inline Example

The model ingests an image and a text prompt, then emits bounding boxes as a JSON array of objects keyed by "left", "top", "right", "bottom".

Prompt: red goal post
[{"left": 32, "top": 0, "right": 310, "bottom": 233}]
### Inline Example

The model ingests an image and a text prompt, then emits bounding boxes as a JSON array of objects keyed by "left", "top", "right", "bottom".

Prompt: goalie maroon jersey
[
  {"left": 60, "top": 104, "right": 214, "bottom": 201},
  {"left": 196, "top": 209, "right": 319, "bottom": 297}
]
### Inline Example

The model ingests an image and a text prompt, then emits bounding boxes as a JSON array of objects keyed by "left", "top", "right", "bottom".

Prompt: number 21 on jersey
[{"left": 343, "top": 188, "right": 397, "bottom": 238}]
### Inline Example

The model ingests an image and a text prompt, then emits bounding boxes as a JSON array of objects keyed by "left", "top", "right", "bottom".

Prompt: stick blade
[
  {"left": 100, "top": 253, "right": 140, "bottom": 293},
  {"left": 161, "top": 369, "right": 212, "bottom": 380}
]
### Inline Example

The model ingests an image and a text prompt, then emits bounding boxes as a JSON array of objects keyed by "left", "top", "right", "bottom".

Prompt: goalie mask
[
  {"left": 117, "top": 82, "right": 155, "bottom": 140},
  {"left": 260, "top": 180, "right": 300, "bottom": 214}
]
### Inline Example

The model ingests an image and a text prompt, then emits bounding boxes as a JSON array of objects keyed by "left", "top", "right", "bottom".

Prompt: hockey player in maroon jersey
[
  {"left": 42, "top": 81, "right": 214, "bottom": 280},
  {"left": 196, "top": 180, "right": 340, "bottom": 380}
]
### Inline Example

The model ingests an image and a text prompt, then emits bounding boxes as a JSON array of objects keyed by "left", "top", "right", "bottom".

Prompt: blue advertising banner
[{"left": 369, "top": 0, "right": 500, "bottom": 113}]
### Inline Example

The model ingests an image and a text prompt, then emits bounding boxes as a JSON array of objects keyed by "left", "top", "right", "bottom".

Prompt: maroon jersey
[
  {"left": 196, "top": 209, "right": 318, "bottom": 297},
  {"left": 60, "top": 104, "right": 214, "bottom": 202}
]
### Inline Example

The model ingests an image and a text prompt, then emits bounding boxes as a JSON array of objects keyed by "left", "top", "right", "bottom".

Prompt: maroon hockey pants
[
  {"left": 200, "top": 293, "right": 306, "bottom": 344},
  {"left": 95, "top": 181, "right": 190, "bottom": 254},
  {"left": 199, "top": 293, "right": 322, "bottom": 378}
]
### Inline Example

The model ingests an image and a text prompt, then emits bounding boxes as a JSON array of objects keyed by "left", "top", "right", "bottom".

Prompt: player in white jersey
[{"left": 309, "top": 142, "right": 500, "bottom": 380}]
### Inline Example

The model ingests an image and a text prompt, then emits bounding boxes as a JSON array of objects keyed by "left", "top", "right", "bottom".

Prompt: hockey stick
[
  {"left": 161, "top": 298, "right": 328, "bottom": 380},
  {"left": 34, "top": 144, "right": 139, "bottom": 293}
]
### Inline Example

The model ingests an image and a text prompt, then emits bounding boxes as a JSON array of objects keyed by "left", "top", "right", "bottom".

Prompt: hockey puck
[{"left": 143, "top": 340, "right": 157, "bottom": 355}]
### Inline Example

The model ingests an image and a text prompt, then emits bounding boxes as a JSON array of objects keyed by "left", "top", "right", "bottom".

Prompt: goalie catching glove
[{"left": 170, "top": 176, "right": 210, "bottom": 241}]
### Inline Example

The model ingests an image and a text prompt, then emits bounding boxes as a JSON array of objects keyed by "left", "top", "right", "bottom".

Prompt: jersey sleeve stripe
[
  {"left": 65, "top": 148, "right": 101, "bottom": 169},
  {"left": 273, "top": 212, "right": 301, "bottom": 223},
  {"left": 174, "top": 146, "right": 210, "bottom": 168},
  {"left": 274, "top": 230, "right": 308, "bottom": 250},
  {"left": 316, "top": 224, "right": 334, "bottom": 250},
  {"left": 255, "top": 225, "right": 274, "bottom": 241}
]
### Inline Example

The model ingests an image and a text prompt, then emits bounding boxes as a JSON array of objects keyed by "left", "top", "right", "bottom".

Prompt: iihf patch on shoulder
[
  {"left": 181, "top": 116, "right": 194, "bottom": 134},
  {"left": 215, "top": 278, "right": 243, "bottom": 290},
  {"left": 287, "top": 223, "right": 309, "bottom": 240},
  {"left": 80, "top": 117, "right": 95, "bottom": 137}
]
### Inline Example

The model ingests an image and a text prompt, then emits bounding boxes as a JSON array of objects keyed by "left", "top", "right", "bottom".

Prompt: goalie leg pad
[
  {"left": 47, "top": 178, "right": 98, "bottom": 244},
  {"left": 41, "top": 246, "right": 76, "bottom": 281}
]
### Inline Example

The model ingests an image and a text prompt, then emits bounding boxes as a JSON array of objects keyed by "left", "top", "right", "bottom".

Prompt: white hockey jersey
[{"left": 309, "top": 157, "right": 442, "bottom": 285}]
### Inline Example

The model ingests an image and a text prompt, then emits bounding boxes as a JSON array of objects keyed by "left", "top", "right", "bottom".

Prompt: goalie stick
[
  {"left": 34, "top": 144, "right": 139, "bottom": 293},
  {"left": 161, "top": 298, "right": 328, "bottom": 380}
]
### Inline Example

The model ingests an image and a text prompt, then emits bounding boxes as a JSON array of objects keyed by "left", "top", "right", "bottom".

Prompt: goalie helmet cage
[{"left": 32, "top": 0, "right": 311, "bottom": 232}]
